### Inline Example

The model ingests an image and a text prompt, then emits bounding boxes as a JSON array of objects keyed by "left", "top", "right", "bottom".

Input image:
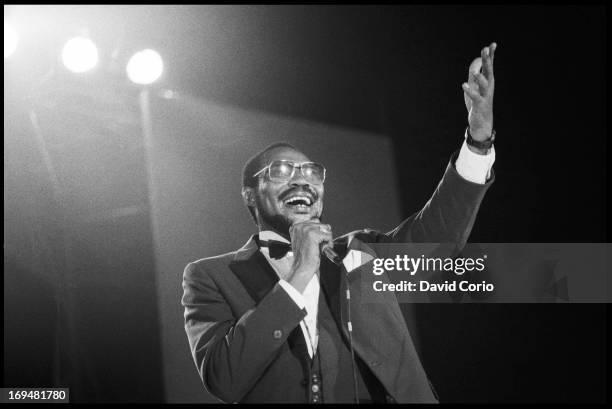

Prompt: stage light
[
  {"left": 4, "top": 22, "right": 18, "bottom": 58},
  {"left": 126, "top": 49, "right": 163, "bottom": 85},
  {"left": 62, "top": 36, "right": 98, "bottom": 73}
]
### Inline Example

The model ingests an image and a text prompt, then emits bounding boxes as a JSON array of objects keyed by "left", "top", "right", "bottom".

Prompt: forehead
[{"left": 263, "top": 147, "right": 311, "bottom": 164}]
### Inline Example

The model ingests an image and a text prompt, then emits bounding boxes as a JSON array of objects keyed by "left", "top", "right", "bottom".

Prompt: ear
[{"left": 241, "top": 187, "right": 256, "bottom": 207}]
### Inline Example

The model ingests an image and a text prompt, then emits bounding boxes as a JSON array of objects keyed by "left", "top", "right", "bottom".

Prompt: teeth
[{"left": 284, "top": 195, "right": 312, "bottom": 205}]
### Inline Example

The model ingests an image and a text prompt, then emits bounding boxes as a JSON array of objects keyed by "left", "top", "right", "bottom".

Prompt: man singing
[{"left": 182, "top": 42, "right": 498, "bottom": 403}]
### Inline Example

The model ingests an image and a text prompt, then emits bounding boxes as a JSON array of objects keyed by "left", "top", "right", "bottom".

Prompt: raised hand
[{"left": 462, "top": 42, "right": 497, "bottom": 141}]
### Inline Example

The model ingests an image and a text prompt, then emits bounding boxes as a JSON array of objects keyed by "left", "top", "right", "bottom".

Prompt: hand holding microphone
[{"left": 286, "top": 219, "right": 339, "bottom": 293}]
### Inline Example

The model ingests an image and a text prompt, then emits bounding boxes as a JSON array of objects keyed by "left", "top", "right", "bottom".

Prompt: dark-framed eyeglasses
[{"left": 253, "top": 160, "right": 326, "bottom": 185}]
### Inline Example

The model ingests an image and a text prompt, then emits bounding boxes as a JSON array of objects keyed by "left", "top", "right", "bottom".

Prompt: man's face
[{"left": 250, "top": 147, "right": 325, "bottom": 236}]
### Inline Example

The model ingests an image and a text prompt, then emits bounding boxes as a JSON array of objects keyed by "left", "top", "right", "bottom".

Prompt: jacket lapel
[
  {"left": 228, "top": 235, "right": 280, "bottom": 304},
  {"left": 317, "top": 256, "right": 344, "bottom": 397},
  {"left": 319, "top": 257, "right": 344, "bottom": 335}
]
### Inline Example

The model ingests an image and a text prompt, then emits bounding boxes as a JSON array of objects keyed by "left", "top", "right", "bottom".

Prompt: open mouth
[{"left": 282, "top": 194, "right": 314, "bottom": 211}]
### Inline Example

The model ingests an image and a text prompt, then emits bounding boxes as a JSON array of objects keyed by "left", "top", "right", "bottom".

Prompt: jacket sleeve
[
  {"left": 181, "top": 261, "right": 306, "bottom": 403},
  {"left": 382, "top": 150, "right": 494, "bottom": 254}
]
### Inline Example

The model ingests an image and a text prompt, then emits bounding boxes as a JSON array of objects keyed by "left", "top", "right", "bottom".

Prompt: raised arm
[{"left": 383, "top": 43, "right": 498, "bottom": 252}]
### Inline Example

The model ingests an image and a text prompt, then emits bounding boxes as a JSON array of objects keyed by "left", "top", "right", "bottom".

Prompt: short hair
[{"left": 241, "top": 142, "right": 300, "bottom": 224}]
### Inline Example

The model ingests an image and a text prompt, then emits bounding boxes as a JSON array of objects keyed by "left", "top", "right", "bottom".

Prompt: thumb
[{"left": 468, "top": 57, "right": 483, "bottom": 81}]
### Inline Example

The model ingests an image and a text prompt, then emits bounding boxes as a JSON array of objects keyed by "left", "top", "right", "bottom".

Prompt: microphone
[
  {"left": 321, "top": 242, "right": 342, "bottom": 265},
  {"left": 290, "top": 218, "right": 343, "bottom": 265}
]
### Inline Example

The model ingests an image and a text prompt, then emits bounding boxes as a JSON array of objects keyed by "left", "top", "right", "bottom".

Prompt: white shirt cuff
[
  {"left": 278, "top": 279, "right": 306, "bottom": 309},
  {"left": 455, "top": 140, "right": 496, "bottom": 184}
]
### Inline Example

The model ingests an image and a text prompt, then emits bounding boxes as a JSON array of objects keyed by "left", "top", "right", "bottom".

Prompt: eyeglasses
[{"left": 253, "top": 160, "right": 326, "bottom": 185}]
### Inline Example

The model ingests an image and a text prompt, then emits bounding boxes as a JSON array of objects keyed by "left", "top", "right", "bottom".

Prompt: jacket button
[
  {"left": 273, "top": 330, "right": 282, "bottom": 339},
  {"left": 311, "top": 384, "right": 320, "bottom": 393}
]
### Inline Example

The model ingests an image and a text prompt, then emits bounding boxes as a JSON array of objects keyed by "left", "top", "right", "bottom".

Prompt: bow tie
[
  {"left": 259, "top": 240, "right": 293, "bottom": 259},
  {"left": 259, "top": 237, "right": 350, "bottom": 262}
]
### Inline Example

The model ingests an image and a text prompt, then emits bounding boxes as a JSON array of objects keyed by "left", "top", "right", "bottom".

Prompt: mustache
[{"left": 279, "top": 186, "right": 318, "bottom": 202}]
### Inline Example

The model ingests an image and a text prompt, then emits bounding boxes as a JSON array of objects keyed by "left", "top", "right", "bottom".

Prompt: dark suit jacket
[{"left": 182, "top": 152, "right": 494, "bottom": 403}]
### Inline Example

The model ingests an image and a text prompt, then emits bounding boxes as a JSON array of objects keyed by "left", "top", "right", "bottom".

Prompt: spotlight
[
  {"left": 126, "top": 49, "right": 163, "bottom": 85},
  {"left": 4, "top": 22, "right": 18, "bottom": 59},
  {"left": 62, "top": 36, "right": 98, "bottom": 73}
]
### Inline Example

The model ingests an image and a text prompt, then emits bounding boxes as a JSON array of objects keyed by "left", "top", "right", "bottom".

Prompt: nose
[
  {"left": 288, "top": 168, "right": 310, "bottom": 186},
  {"left": 289, "top": 179, "right": 310, "bottom": 189}
]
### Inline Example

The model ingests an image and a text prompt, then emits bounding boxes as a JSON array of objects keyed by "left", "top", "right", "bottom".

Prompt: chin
[
  {"left": 288, "top": 213, "right": 314, "bottom": 224},
  {"left": 259, "top": 208, "right": 321, "bottom": 235}
]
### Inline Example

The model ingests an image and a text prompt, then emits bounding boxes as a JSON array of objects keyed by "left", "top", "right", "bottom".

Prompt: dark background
[{"left": 4, "top": 5, "right": 606, "bottom": 403}]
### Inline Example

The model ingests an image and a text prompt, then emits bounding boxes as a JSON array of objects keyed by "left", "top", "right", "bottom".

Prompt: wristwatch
[{"left": 466, "top": 127, "right": 496, "bottom": 150}]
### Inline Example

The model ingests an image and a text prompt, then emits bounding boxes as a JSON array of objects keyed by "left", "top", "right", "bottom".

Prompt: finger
[
  {"left": 473, "top": 72, "right": 488, "bottom": 94},
  {"left": 296, "top": 219, "right": 321, "bottom": 227},
  {"left": 290, "top": 220, "right": 317, "bottom": 235},
  {"left": 302, "top": 220, "right": 328, "bottom": 229},
  {"left": 482, "top": 46, "right": 494, "bottom": 82},
  {"left": 488, "top": 42, "right": 497, "bottom": 92},
  {"left": 311, "top": 228, "right": 333, "bottom": 244},
  {"left": 299, "top": 221, "right": 331, "bottom": 234},
  {"left": 320, "top": 231, "right": 333, "bottom": 244},
  {"left": 462, "top": 83, "right": 483, "bottom": 103},
  {"left": 480, "top": 46, "right": 489, "bottom": 77},
  {"left": 319, "top": 224, "right": 332, "bottom": 234}
]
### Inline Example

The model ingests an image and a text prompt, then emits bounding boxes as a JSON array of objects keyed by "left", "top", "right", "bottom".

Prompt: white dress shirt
[
  {"left": 258, "top": 141, "right": 495, "bottom": 357},
  {"left": 456, "top": 140, "right": 496, "bottom": 184}
]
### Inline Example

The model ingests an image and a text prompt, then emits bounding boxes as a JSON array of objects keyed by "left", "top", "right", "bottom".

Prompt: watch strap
[{"left": 466, "top": 127, "right": 496, "bottom": 150}]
